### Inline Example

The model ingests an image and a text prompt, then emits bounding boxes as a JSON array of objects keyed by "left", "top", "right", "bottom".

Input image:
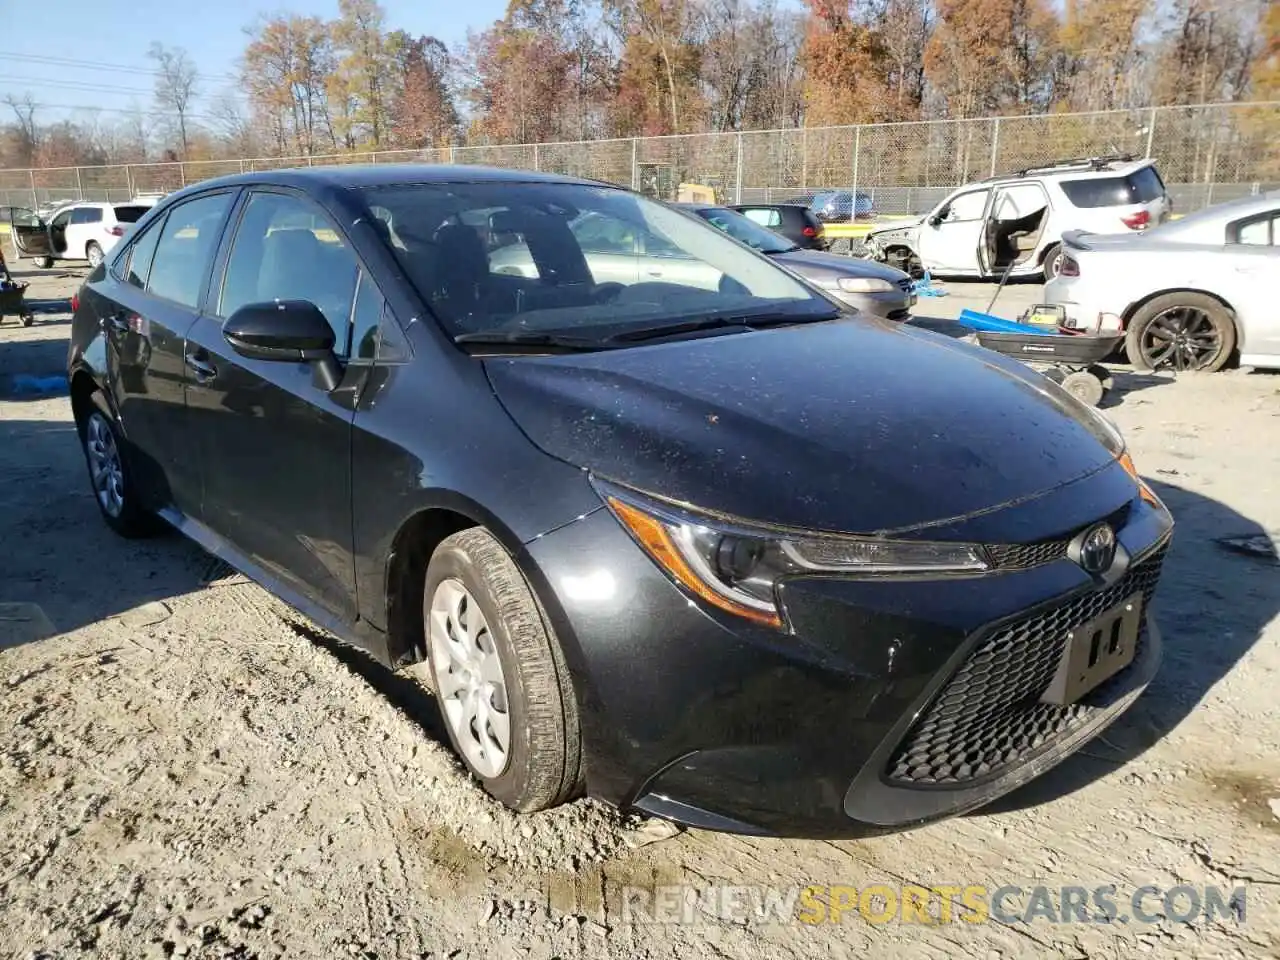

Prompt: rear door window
[
  {"left": 1060, "top": 168, "right": 1166, "bottom": 208},
  {"left": 145, "top": 192, "right": 234, "bottom": 309},
  {"left": 70, "top": 206, "right": 103, "bottom": 224},
  {"left": 120, "top": 217, "right": 165, "bottom": 288},
  {"left": 739, "top": 207, "right": 782, "bottom": 228},
  {"left": 1231, "top": 214, "right": 1277, "bottom": 246},
  {"left": 113, "top": 205, "right": 150, "bottom": 223}
]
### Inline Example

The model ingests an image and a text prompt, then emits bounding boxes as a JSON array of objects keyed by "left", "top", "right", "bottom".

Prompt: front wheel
[
  {"left": 1125, "top": 293, "right": 1235, "bottom": 373},
  {"left": 418, "top": 528, "right": 581, "bottom": 812},
  {"left": 86, "top": 242, "right": 104, "bottom": 268}
]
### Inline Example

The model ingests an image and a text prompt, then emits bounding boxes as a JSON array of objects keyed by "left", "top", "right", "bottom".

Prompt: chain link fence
[{"left": 1, "top": 102, "right": 1276, "bottom": 215}]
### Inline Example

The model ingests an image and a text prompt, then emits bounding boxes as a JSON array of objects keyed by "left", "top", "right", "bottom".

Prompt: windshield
[
  {"left": 690, "top": 206, "right": 796, "bottom": 254},
  {"left": 362, "top": 181, "right": 829, "bottom": 342}
]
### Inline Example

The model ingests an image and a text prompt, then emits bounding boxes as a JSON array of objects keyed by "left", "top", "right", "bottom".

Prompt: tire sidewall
[
  {"left": 87, "top": 243, "right": 103, "bottom": 268},
  {"left": 79, "top": 392, "right": 155, "bottom": 538},
  {"left": 423, "top": 539, "right": 541, "bottom": 809},
  {"left": 1042, "top": 244, "right": 1062, "bottom": 281},
  {"left": 1125, "top": 293, "right": 1234, "bottom": 373}
]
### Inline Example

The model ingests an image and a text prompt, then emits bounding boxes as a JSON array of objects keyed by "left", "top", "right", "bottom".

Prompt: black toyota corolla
[{"left": 67, "top": 166, "right": 1172, "bottom": 838}]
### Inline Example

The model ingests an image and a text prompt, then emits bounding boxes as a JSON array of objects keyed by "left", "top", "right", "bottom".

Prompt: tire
[
  {"left": 78, "top": 391, "right": 162, "bottom": 538},
  {"left": 86, "top": 242, "right": 104, "bottom": 268},
  {"left": 1125, "top": 292, "right": 1235, "bottom": 373},
  {"left": 420, "top": 527, "right": 581, "bottom": 812},
  {"left": 1060, "top": 370, "right": 1105, "bottom": 407},
  {"left": 33, "top": 255, "right": 53, "bottom": 269},
  {"left": 1041, "top": 244, "right": 1063, "bottom": 281}
]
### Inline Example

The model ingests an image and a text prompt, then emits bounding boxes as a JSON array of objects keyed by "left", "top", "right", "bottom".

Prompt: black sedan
[
  {"left": 678, "top": 203, "right": 915, "bottom": 319},
  {"left": 68, "top": 165, "right": 1173, "bottom": 838}
]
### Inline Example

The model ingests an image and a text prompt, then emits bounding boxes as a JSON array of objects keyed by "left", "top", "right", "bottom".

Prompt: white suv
[
  {"left": 864, "top": 157, "right": 1171, "bottom": 281},
  {"left": 7, "top": 200, "right": 153, "bottom": 269}
]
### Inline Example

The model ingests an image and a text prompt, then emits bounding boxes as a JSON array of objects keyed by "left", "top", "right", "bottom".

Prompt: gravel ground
[{"left": 2, "top": 266, "right": 1279, "bottom": 959}]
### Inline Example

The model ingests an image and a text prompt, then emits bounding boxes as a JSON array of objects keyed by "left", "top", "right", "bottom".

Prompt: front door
[
  {"left": 7, "top": 207, "right": 52, "bottom": 259},
  {"left": 916, "top": 187, "right": 991, "bottom": 275},
  {"left": 183, "top": 188, "right": 362, "bottom": 621},
  {"left": 99, "top": 190, "right": 238, "bottom": 515}
]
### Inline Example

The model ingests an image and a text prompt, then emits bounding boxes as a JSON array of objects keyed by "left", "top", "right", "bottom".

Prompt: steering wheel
[{"left": 593, "top": 282, "right": 625, "bottom": 304}]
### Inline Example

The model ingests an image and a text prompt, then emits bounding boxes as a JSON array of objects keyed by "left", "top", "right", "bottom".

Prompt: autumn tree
[
  {"left": 1055, "top": 0, "right": 1150, "bottom": 111},
  {"left": 1253, "top": 1, "right": 1280, "bottom": 97},
  {"left": 700, "top": 0, "right": 808, "bottom": 130},
  {"left": 924, "top": 0, "right": 1060, "bottom": 117},
  {"left": 605, "top": 0, "right": 704, "bottom": 135},
  {"left": 242, "top": 15, "right": 338, "bottom": 155},
  {"left": 1149, "top": 0, "right": 1268, "bottom": 106},
  {"left": 388, "top": 33, "right": 459, "bottom": 148},
  {"left": 801, "top": 1, "right": 893, "bottom": 126},
  {"left": 330, "top": 0, "right": 398, "bottom": 147}
]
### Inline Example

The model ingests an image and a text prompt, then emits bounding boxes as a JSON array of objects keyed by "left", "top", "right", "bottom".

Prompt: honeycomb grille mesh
[
  {"left": 985, "top": 539, "right": 1070, "bottom": 570},
  {"left": 886, "top": 545, "right": 1167, "bottom": 787}
]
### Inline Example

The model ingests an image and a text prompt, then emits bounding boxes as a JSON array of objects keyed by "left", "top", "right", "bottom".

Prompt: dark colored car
[
  {"left": 68, "top": 165, "right": 1173, "bottom": 838},
  {"left": 784, "top": 190, "right": 876, "bottom": 223},
  {"left": 678, "top": 203, "right": 915, "bottom": 319},
  {"left": 729, "top": 203, "right": 828, "bottom": 250}
]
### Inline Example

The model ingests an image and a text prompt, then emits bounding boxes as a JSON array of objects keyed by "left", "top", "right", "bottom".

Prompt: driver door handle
[{"left": 185, "top": 354, "right": 217, "bottom": 382}]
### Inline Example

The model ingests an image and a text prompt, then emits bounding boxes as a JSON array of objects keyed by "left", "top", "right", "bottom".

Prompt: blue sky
[{"left": 0, "top": 0, "right": 510, "bottom": 124}]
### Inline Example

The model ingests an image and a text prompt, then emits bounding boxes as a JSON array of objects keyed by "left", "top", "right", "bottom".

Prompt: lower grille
[{"left": 886, "top": 544, "right": 1167, "bottom": 787}]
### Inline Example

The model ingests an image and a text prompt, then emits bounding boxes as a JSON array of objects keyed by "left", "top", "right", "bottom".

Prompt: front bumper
[
  {"left": 524, "top": 462, "right": 1172, "bottom": 838},
  {"left": 833, "top": 286, "right": 915, "bottom": 321}
]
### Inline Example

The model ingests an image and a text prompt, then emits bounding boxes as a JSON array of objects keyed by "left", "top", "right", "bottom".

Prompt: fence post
[
  {"left": 1144, "top": 107, "right": 1157, "bottom": 159},
  {"left": 75, "top": 167, "right": 84, "bottom": 201},
  {"left": 630, "top": 138, "right": 638, "bottom": 191},
  {"left": 989, "top": 118, "right": 1000, "bottom": 177},
  {"left": 449, "top": 146, "right": 456, "bottom": 164},
  {"left": 124, "top": 165, "right": 134, "bottom": 199},
  {"left": 533, "top": 143, "right": 540, "bottom": 172},
  {"left": 734, "top": 132, "right": 743, "bottom": 204},
  {"left": 179, "top": 162, "right": 187, "bottom": 187},
  {"left": 28, "top": 170, "right": 37, "bottom": 208},
  {"left": 851, "top": 126, "right": 861, "bottom": 216}
]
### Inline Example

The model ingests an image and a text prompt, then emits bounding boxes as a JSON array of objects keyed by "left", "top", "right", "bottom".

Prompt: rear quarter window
[
  {"left": 113, "top": 205, "right": 150, "bottom": 223},
  {"left": 1060, "top": 168, "right": 1165, "bottom": 208}
]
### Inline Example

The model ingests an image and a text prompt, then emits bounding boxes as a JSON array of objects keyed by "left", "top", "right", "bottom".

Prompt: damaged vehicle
[
  {"left": 865, "top": 156, "right": 1171, "bottom": 281},
  {"left": 68, "top": 166, "right": 1172, "bottom": 838}
]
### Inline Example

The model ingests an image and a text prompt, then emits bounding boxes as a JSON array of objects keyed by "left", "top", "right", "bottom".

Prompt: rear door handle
[{"left": 185, "top": 354, "right": 217, "bottom": 382}]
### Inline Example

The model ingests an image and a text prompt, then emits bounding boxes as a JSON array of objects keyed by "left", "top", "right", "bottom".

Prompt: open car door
[
  {"left": 978, "top": 184, "right": 1050, "bottom": 276},
  {"left": 7, "top": 207, "right": 53, "bottom": 259}
]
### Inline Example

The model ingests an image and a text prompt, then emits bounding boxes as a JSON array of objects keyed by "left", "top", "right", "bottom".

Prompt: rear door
[
  {"left": 1228, "top": 210, "right": 1280, "bottom": 362},
  {"left": 65, "top": 205, "right": 103, "bottom": 260},
  {"left": 98, "top": 190, "right": 238, "bottom": 515},
  {"left": 183, "top": 188, "right": 362, "bottom": 620},
  {"left": 7, "top": 207, "right": 53, "bottom": 258}
]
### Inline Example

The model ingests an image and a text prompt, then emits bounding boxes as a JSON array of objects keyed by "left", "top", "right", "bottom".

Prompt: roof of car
[
  {"left": 983, "top": 155, "right": 1155, "bottom": 183},
  {"left": 184, "top": 164, "right": 601, "bottom": 192}
]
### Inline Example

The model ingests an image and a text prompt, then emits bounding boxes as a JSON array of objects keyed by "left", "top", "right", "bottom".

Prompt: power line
[
  {"left": 0, "top": 99, "right": 235, "bottom": 124},
  {"left": 0, "top": 51, "right": 241, "bottom": 84}
]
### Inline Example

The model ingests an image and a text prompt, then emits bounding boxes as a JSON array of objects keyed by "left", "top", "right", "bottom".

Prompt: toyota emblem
[{"left": 1072, "top": 523, "right": 1117, "bottom": 575}]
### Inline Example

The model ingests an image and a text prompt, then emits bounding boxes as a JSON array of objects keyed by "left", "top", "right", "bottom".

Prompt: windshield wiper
[
  {"left": 604, "top": 310, "right": 838, "bottom": 344},
  {"left": 453, "top": 330, "right": 605, "bottom": 353}
]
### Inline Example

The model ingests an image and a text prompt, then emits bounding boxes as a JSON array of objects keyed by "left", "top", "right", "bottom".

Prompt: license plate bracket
[{"left": 1040, "top": 593, "right": 1143, "bottom": 706}]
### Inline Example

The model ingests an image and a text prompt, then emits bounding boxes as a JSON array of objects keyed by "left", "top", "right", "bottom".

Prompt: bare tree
[
  {"left": 148, "top": 42, "right": 199, "bottom": 158},
  {"left": 4, "top": 94, "right": 39, "bottom": 166}
]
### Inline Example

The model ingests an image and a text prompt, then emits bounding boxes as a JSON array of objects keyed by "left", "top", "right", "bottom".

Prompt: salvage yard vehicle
[
  {"left": 864, "top": 156, "right": 1171, "bottom": 281},
  {"left": 1045, "top": 191, "right": 1280, "bottom": 373},
  {"left": 678, "top": 202, "right": 915, "bottom": 319},
  {"left": 68, "top": 165, "right": 1172, "bottom": 838},
  {"left": 730, "top": 203, "right": 828, "bottom": 250},
  {"left": 8, "top": 201, "right": 151, "bottom": 269}
]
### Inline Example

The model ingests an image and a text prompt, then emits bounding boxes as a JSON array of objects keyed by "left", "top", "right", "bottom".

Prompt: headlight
[
  {"left": 601, "top": 485, "right": 988, "bottom": 629},
  {"left": 835, "top": 277, "right": 896, "bottom": 294}
]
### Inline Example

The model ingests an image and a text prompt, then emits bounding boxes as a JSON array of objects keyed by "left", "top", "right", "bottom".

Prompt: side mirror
[
  {"left": 927, "top": 214, "right": 943, "bottom": 227},
  {"left": 223, "top": 300, "right": 342, "bottom": 391}
]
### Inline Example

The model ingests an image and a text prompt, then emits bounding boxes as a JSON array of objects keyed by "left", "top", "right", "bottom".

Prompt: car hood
[
  {"left": 483, "top": 319, "right": 1121, "bottom": 535},
  {"left": 770, "top": 249, "right": 908, "bottom": 283},
  {"left": 868, "top": 217, "right": 924, "bottom": 238}
]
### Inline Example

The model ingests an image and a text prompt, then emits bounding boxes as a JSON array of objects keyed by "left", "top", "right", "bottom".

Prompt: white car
[
  {"left": 864, "top": 156, "right": 1172, "bottom": 281},
  {"left": 7, "top": 200, "right": 153, "bottom": 269},
  {"left": 1044, "top": 191, "right": 1280, "bottom": 372}
]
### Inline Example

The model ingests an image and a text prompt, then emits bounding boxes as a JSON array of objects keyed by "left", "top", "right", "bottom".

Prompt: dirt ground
[{"left": 2, "top": 265, "right": 1279, "bottom": 960}]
